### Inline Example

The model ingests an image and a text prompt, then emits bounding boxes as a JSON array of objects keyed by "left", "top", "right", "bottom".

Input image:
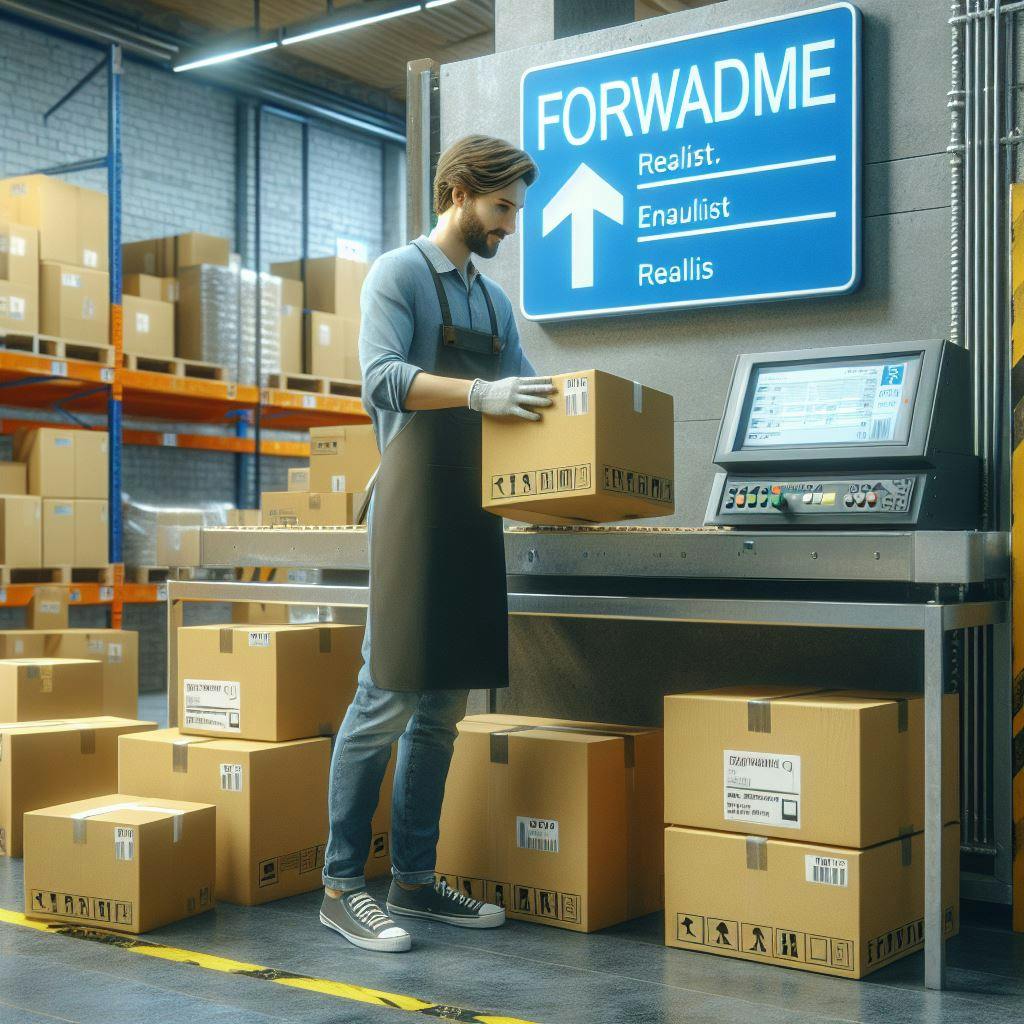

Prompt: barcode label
[
  {"left": 114, "top": 826, "right": 134, "bottom": 861},
  {"left": 220, "top": 763, "right": 243, "bottom": 792},
  {"left": 564, "top": 377, "right": 589, "bottom": 417},
  {"left": 805, "top": 855, "right": 848, "bottom": 887},
  {"left": 516, "top": 816, "right": 559, "bottom": 853},
  {"left": 870, "top": 418, "right": 892, "bottom": 440}
]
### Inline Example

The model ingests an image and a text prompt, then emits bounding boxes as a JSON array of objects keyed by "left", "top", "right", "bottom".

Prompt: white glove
[{"left": 468, "top": 376, "right": 557, "bottom": 421}]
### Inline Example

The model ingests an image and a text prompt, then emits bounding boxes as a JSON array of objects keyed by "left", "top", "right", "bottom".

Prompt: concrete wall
[{"left": 443, "top": 0, "right": 948, "bottom": 722}]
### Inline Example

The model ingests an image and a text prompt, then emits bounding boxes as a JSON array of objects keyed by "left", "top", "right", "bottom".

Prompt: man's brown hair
[{"left": 433, "top": 135, "right": 538, "bottom": 216}]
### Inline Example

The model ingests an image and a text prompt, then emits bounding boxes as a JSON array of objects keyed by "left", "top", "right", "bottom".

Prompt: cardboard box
[
  {"left": 24, "top": 793, "right": 215, "bottom": 933},
  {"left": 225, "top": 508, "right": 261, "bottom": 527},
  {"left": 177, "top": 623, "right": 363, "bottom": 742},
  {"left": 156, "top": 510, "right": 202, "bottom": 566},
  {"left": 271, "top": 256, "right": 367, "bottom": 315},
  {"left": 75, "top": 431, "right": 108, "bottom": 500},
  {"left": 42, "top": 629, "right": 138, "bottom": 719},
  {"left": 663, "top": 687, "right": 959, "bottom": 848},
  {"left": 39, "top": 262, "right": 109, "bottom": 346},
  {"left": 231, "top": 602, "right": 292, "bottom": 625},
  {"left": 0, "top": 280, "right": 39, "bottom": 334},
  {"left": 0, "top": 220, "right": 39, "bottom": 285},
  {"left": 436, "top": 714, "right": 664, "bottom": 933},
  {"left": 0, "top": 496, "right": 41, "bottom": 567},
  {"left": 75, "top": 499, "right": 108, "bottom": 566},
  {"left": 0, "top": 716, "right": 156, "bottom": 858},
  {"left": 27, "top": 586, "right": 68, "bottom": 630},
  {"left": 123, "top": 295, "right": 174, "bottom": 358},
  {"left": 77, "top": 187, "right": 109, "bottom": 271},
  {"left": 42, "top": 499, "right": 75, "bottom": 566},
  {"left": 16, "top": 427, "right": 75, "bottom": 497},
  {"left": 304, "top": 312, "right": 360, "bottom": 380},
  {"left": 664, "top": 824, "right": 960, "bottom": 979},
  {"left": 117, "top": 728, "right": 393, "bottom": 904},
  {"left": 309, "top": 425, "right": 379, "bottom": 493},
  {"left": 0, "top": 461, "right": 26, "bottom": 494},
  {"left": 2, "top": 175, "right": 79, "bottom": 266},
  {"left": 287, "top": 467, "right": 309, "bottom": 491},
  {"left": 482, "top": 369, "right": 675, "bottom": 525},
  {"left": 280, "top": 278, "right": 304, "bottom": 375},
  {"left": 260, "top": 490, "right": 359, "bottom": 526},
  {"left": 122, "top": 233, "right": 230, "bottom": 277},
  {"left": 0, "top": 658, "right": 103, "bottom": 721},
  {"left": 0, "top": 631, "right": 47, "bottom": 658}
]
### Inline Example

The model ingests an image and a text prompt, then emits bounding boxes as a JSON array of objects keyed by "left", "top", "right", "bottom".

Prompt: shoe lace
[
  {"left": 436, "top": 878, "right": 483, "bottom": 911},
  {"left": 345, "top": 892, "right": 391, "bottom": 932}
]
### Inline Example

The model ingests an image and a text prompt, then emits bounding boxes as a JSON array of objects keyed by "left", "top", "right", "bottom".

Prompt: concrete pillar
[{"left": 495, "top": 0, "right": 633, "bottom": 52}]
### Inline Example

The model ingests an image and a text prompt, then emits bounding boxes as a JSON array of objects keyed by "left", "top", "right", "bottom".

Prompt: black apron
[{"left": 367, "top": 242, "right": 509, "bottom": 693}]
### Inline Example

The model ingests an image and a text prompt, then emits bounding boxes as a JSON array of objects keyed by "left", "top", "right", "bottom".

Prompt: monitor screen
[{"left": 739, "top": 354, "right": 922, "bottom": 449}]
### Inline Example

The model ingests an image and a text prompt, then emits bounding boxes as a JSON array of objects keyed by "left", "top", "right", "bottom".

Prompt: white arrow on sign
[{"left": 541, "top": 163, "right": 623, "bottom": 290}]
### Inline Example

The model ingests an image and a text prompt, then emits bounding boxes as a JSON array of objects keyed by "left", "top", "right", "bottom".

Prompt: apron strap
[
  {"left": 412, "top": 241, "right": 500, "bottom": 342},
  {"left": 476, "top": 278, "right": 499, "bottom": 339}
]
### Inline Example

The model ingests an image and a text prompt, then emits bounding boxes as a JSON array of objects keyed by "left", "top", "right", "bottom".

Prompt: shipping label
[
  {"left": 114, "top": 826, "right": 135, "bottom": 861},
  {"left": 183, "top": 679, "right": 240, "bottom": 732},
  {"left": 219, "top": 763, "right": 243, "bottom": 792},
  {"left": 516, "top": 816, "right": 559, "bottom": 853},
  {"left": 62, "top": 272, "right": 81, "bottom": 288},
  {"left": 724, "top": 749, "right": 801, "bottom": 829},
  {"left": 564, "top": 376, "right": 590, "bottom": 416},
  {"left": 330, "top": 474, "right": 346, "bottom": 492},
  {"left": 135, "top": 312, "right": 150, "bottom": 333},
  {"left": 108, "top": 642, "right": 123, "bottom": 663},
  {"left": 247, "top": 631, "right": 270, "bottom": 648},
  {"left": 805, "top": 855, "right": 848, "bottom": 887},
  {"left": 83, "top": 249, "right": 98, "bottom": 268}
]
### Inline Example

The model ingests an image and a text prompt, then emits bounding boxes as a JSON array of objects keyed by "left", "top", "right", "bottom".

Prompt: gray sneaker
[
  {"left": 319, "top": 890, "right": 411, "bottom": 952},
  {"left": 386, "top": 877, "right": 506, "bottom": 929}
]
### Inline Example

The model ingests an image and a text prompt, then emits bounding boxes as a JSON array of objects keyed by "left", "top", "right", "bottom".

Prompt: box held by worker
[
  {"left": 0, "top": 658, "right": 103, "bottom": 721},
  {"left": 177, "top": 623, "right": 362, "bottom": 742},
  {"left": 664, "top": 823, "right": 960, "bottom": 978},
  {"left": 482, "top": 370, "right": 675, "bottom": 525},
  {"left": 663, "top": 687, "right": 959, "bottom": 848},
  {"left": 309, "top": 424, "right": 378, "bottom": 493},
  {"left": 23, "top": 793, "right": 215, "bottom": 933}
]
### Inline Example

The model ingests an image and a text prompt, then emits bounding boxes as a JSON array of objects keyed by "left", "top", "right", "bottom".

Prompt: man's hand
[{"left": 468, "top": 376, "right": 557, "bottom": 421}]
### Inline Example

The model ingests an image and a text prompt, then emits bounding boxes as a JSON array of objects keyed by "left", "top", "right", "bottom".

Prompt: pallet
[
  {"left": 39, "top": 337, "right": 115, "bottom": 365},
  {"left": 267, "top": 372, "right": 362, "bottom": 397},
  {"left": 0, "top": 565, "right": 114, "bottom": 586},
  {"left": 124, "top": 353, "right": 226, "bottom": 380},
  {"left": 129, "top": 565, "right": 170, "bottom": 583}
]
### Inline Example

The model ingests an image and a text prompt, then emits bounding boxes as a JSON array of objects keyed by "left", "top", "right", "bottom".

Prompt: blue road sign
[{"left": 519, "top": 3, "right": 861, "bottom": 321}]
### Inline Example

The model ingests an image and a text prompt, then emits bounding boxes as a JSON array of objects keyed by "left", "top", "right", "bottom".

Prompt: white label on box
[
  {"left": 136, "top": 312, "right": 150, "bottom": 333},
  {"left": 302, "top": 394, "right": 317, "bottom": 409},
  {"left": 11, "top": 235, "right": 26, "bottom": 257},
  {"left": 55, "top": 503, "right": 72, "bottom": 516},
  {"left": 39, "top": 600, "right": 60, "bottom": 614},
  {"left": 330, "top": 474, "right": 346, "bottom": 492},
  {"left": 108, "top": 641, "right": 123, "bottom": 663},
  {"left": 516, "top": 816, "right": 559, "bottom": 853},
  {"left": 99, "top": 585, "right": 113, "bottom": 600},
  {"left": 82, "top": 298, "right": 95, "bottom": 320},
  {"left": 156, "top": 584, "right": 167, "bottom": 601},
  {"left": 50, "top": 360, "right": 67, "bottom": 377},
  {"left": 12, "top": 638, "right": 22, "bottom": 655},
  {"left": 564, "top": 377, "right": 589, "bottom": 417},
  {"left": 336, "top": 237, "right": 369, "bottom": 262},
  {"left": 101, "top": 367, "right": 114, "bottom": 383},
  {"left": 162, "top": 433, "right": 177, "bottom": 447},
  {"left": 220, "top": 763, "right": 244, "bottom": 792},
  {"left": 724, "top": 749, "right": 801, "bottom": 829},
  {"left": 184, "top": 679, "right": 241, "bottom": 732},
  {"left": 83, "top": 249, "right": 98, "bottom": 268},
  {"left": 318, "top": 324, "right": 331, "bottom": 347},
  {"left": 55, "top": 437, "right": 72, "bottom": 447},
  {"left": 87, "top": 637, "right": 105, "bottom": 653},
  {"left": 114, "top": 826, "right": 134, "bottom": 861},
  {"left": 62, "top": 272, "right": 81, "bottom": 288},
  {"left": 805, "top": 855, "right": 849, "bottom": 887},
  {"left": 247, "top": 630, "right": 270, "bottom": 648},
  {"left": 9, "top": 296, "right": 24, "bottom": 320}
]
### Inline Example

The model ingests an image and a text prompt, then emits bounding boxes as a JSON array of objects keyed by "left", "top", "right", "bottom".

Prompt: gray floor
[{"left": 0, "top": 692, "right": 1022, "bottom": 1024}]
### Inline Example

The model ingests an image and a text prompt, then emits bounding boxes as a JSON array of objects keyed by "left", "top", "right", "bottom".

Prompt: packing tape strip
[
  {"left": 71, "top": 802, "right": 186, "bottom": 844},
  {"left": 79, "top": 729, "right": 95, "bottom": 756},
  {"left": 745, "top": 835, "right": 768, "bottom": 871},
  {"left": 219, "top": 628, "right": 233, "bottom": 654},
  {"left": 632, "top": 380, "right": 643, "bottom": 414}
]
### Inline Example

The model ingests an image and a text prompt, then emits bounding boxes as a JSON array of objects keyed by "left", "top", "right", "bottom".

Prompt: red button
[{"left": 866, "top": 492, "right": 878, "bottom": 507}]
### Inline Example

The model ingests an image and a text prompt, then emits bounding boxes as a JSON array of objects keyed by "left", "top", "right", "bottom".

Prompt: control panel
[{"left": 722, "top": 477, "right": 914, "bottom": 515}]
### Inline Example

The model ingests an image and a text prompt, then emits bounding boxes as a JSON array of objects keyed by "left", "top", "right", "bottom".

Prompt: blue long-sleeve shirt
[{"left": 359, "top": 235, "right": 536, "bottom": 454}]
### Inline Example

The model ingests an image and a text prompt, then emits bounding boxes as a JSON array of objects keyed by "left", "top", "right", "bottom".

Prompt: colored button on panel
[
  {"left": 736, "top": 492, "right": 746, "bottom": 508},
  {"left": 821, "top": 493, "right": 836, "bottom": 506},
  {"left": 811, "top": 493, "right": 823, "bottom": 505},
  {"left": 866, "top": 492, "right": 878, "bottom": 507},
  {"left": 802, "top": 493, "right": 813, "bottom": 505}
]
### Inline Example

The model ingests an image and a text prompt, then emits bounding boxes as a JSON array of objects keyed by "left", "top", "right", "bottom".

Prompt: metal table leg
[
  {"left": 923, "top": 603, "right": 947, "bottom": 990},
  {"left": 167, "top": 595, "right": 183, "bottom": 729}
]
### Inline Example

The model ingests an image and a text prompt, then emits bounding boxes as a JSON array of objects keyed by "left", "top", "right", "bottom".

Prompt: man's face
[{"left": 454, "top": 178, "right": 527, "bottom": 259}]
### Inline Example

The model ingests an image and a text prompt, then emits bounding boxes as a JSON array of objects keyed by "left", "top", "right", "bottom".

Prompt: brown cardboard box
[
  {"left": 122, "top": 233, "right": 230, "bottom": 277},
  {"left": 231, "top": 602, "right": 292, "bottom": 625},
  {"left": 225, "top": 508, "right": 261, "bottom": 527},
  {"left": 0, "top": 281, "right": 39, "bottom": 334},
  {"left": 2, "top": 176, "right": 78, "bottom": 266},
  {"left": 16, "top": 427, "right": 75, "bottom": 497},
  {"left": 0, "top": 716, "right": 156, "bottom": 858},
  {"left": 309, "top": 425, "right": 379, "bottom": 493},
  {"left": 117, "top": 728, "right": 393, "bottom": 904},
  {"left": 279, "top": 278, "right": 304, "bottom": 375},
  {"left": 75, "top": 431, "right": 108, "bottom": 500},
  {"left": 75, "top": 499, "right": 108, "bottom": 566},
  {"left": 664, "top": 824, "right": 960, "bottom": 979},
  {"left": 27, "top": 586, "right": 68, "bottom": 630},
  {"left": 42, "top": 499, "right": 75, "bottom": 565},
  {"left": 39, "top": 262, "right": 109, "bottom": 346},
  {"left": 0, "top": 461, "right": 26, "bottom": 494},
  {"left": 304, "top": 312, "right": 360, "bottom": 380},
  {"left": 24, "top": 793, "right": 216, "bottom": 933},
  {"left": 287, "top": 467, "right": 309, "bottom": 491},
  {"left": 0, "top": 631, "right": 47, "bottom": 658},
  {"left": 436, "top": 714, "right": 664, "bottom": 933},
  {"left": 123, "top": 273, "right": 163, "bottom": 301},
  {"left": 0, "top": 220, "right": 38, "bottom": 285},
  {"left": 663, "top": 687, "right": 959, "bottom": 848},
  {"left": 271, "top": 256, "right": 367, "bottom": 315},
  {"left": 123, "top": 295, "right": 174, "bottom": 358},
  {"left": 482, "top": 370, "right": 675, "bottom": 525},
  {"left": 177, "top": 623, "right": 362, "bottom": 742},
  {"left": 0, "top": 658, "right": 103, "bottom": 721},
  {"left": 0, "top": 496, "right": 41, "bottom": 567},
  {"left": 156, "top": 510, "right": 202, "bottom": 566},
  {"left": 77, "top": 187, "right": 109, "bottom": 271},
  {"left": 260, "top": 490, "right": 359, "bottom": 526}
]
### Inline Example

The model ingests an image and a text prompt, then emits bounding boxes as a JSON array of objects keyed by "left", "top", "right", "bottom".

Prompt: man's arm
[{"left": 405, "top": 372, "right": 472, "bottom": 410}]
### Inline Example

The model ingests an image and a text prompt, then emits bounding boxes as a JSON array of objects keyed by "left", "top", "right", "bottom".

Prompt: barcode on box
[
  {"left": 220, "top": 763, "right": 243, "bottom": 792},
  {"left": 564, "top": 377, "right": 589, "bottom": 417},
  {"left": 805, "top": 855, "right": 848, "bottom": 887},
  {"left": 114, "top": 826, "right": 134, "bottom": 861},
  {"left": 516, "top": 816, "right": 559, "bottom": 853}
]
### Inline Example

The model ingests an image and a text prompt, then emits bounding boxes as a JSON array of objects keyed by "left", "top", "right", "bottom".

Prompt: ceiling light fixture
[
  {"left": 282, "top": 0, "right": 449, "bottom": 48},
  {"left": 173, "top": 36, "right": 279, "bottom": 72}
]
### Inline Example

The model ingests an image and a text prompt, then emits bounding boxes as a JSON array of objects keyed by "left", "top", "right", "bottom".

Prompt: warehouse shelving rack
[{"left": 0, "top": 44, "right": 370, "bottom": 621}]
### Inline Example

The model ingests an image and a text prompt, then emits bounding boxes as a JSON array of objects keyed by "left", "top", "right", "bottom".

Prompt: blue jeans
[{"left": 322, "top": 640, "right": 469, "bottom": 892}]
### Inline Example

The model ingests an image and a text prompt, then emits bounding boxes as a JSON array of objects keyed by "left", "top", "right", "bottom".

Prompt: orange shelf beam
[
  {"left": 259, "top": 388, "right": 369, "bottom": 430},
  {"left": 0, "top": 581, "right": 163, "bottom": 606}
]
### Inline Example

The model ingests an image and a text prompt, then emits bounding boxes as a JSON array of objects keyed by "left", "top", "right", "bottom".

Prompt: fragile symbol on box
[
  {"left": 491, "top": 463, "right": 591, "bottom": 499},
  {"left": 602, "top": 465, "right": 673, "bottom": 503}
]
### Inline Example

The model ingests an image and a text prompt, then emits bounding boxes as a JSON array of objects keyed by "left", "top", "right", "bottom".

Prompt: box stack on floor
[{"left": 662, "top": 687, "right": 962, "bottom": 978}]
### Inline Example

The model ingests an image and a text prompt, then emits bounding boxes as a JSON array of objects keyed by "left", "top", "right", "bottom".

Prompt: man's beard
[{"left": 459, "top": 202, "right": 503, "bottom": 259}]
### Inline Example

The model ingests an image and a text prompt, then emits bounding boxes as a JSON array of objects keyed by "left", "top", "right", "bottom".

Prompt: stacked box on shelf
[
  {"left": 0, "top": 657, "right": 104, "bottom": 721},
  {"left": 0, "top": 218, "right": 39, "bottom": 334}
]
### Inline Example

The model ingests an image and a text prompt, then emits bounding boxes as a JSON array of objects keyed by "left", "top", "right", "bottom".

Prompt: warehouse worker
[{"left": 320, "top": 135, "right": 554, "bottom": 952}]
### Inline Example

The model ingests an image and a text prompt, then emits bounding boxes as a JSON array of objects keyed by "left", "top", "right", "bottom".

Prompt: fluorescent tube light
[
  {"left": 425, "top": 0, "right": 457, "bottom": 7},
  {"left": 282, "top": 4, "right": 423, "bottom": 46},
  {"left": 174, "top": 39, "right": 278, "bottom": 72}
]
